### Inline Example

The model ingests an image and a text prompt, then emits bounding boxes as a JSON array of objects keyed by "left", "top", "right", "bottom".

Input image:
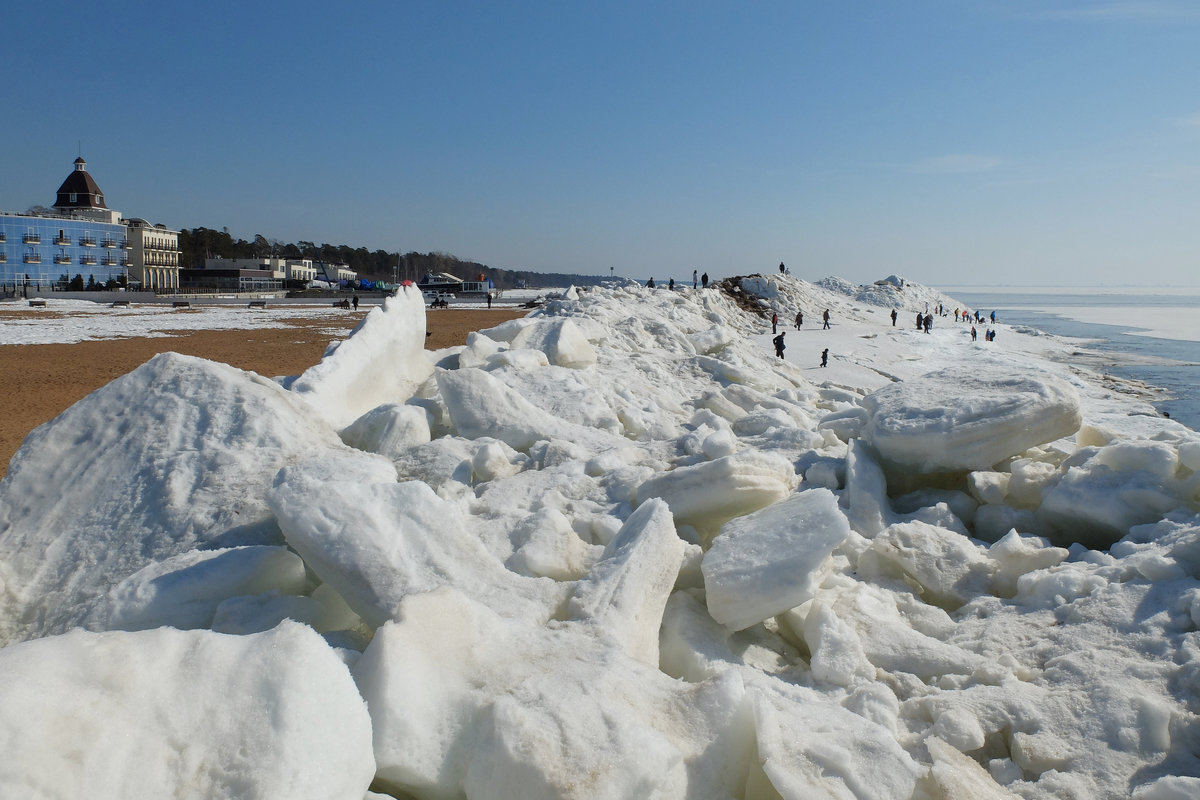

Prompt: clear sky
[{"left": 2, "top": 1, "right": 1198, "bottom": 287}]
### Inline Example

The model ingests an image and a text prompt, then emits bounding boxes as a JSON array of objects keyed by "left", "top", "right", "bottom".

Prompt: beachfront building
[
  {"left": 201, "top": 257, "right": 326, "bottom": 285},
  {"left": 180, "top": 261, "right": 283, "bottom": 293},
  {"left": 0, "top": 158, "right": 130, "bottom": 292},
  {"left": 124, "top": 218, "right": 180, "bottom": 291}
]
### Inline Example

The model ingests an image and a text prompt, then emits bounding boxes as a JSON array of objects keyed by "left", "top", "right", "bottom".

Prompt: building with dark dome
[{"left": 1, "top": 157, "right": 178, "bottom": 293}]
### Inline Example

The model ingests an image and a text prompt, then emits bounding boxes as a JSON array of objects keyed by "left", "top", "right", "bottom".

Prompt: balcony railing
[
  {"left": 0, "top": 232, "right": 6, "bottom": 242},
  {"left": 23, "top": 253, "right": 41, "bottom": 264},
  {"left": 101, "top": 238, "right": 118, "bottom": 248},
  {"left": 23, "top": 234, "right": 40, "bottom": 244},
  {"left": 54, "top": 254, "right": 71, "bottom": 264},
  {"left": 80, "top": 237, "right": 97, "bottom": 247},
  {"left": 80, "top": 255, "right": 98, "bottom": 265},
  {"left": 0, "top": 253, "right": 6, "bottom": 263},
  {"left": 102, "top": 255, "right": 118, "bottom": 266},
  {"left": 121, "top": 240, "right": 131, "bottom": 249},
  {"left": 54, "top": 235, "right": 71, "bottom": 245}
]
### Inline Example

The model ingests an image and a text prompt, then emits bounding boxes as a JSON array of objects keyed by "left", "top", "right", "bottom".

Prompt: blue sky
[{"left": 3, "top": 1, "right": 1198, "bottom": 286}]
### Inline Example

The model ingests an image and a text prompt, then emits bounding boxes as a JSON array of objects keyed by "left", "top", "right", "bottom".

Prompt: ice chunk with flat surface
[
  {"left": 1038, "top": 463, "right": 1182, "bottom": 548},
  {"left": 869, "top": 520, "right": 992, "bottom": 609},
  {"left": 636, "top": 451, "right": 796, "bottom": 540},
  {"left": 861, "top": 368, "right": 1081, "bottom": 472},
  {"left": 702, "top": 488, "right": 850, "bottom": 631},
  {"left": 353, "top": 588, "right": 752, "bottom": 800},
  {"left": 748, "top": 676, "right": 921, "bottom": 799},
  {"left": 436, "top": 367, "right": 619, "bottom": 452},
  {"left": 289, "top": 286, "right": 434, "bottom": 429},
  {"left": 0, "top": 621, "right": 374, "bottom": 799},
  {"left": 568, "top": 499, "right": 685, "bottom": 665},
  {"left": 339, "top": 402, "right": 431, "bottom": 458},
  {"left": 84, "top": 545, "right": 308, "bottom": 632},
  {"left": 510, "top": 317, "right": 597, "bottom": 367},
  {"left": 268, "top": 455, "right": 568, "bottom": 627}
]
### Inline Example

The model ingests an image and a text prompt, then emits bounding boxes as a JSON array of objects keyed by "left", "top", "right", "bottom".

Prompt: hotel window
[{"left": 69, "top": 193, "right": 77, "bottom": 203}]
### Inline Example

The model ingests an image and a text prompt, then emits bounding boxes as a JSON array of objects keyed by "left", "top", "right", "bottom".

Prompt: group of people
[
  {"left": 770, "top": 306, "right": 832, "bottom": 367},
  {"left": 768, "top": 295, "right": 1004, "bottom": 366},
  {"left": 955, "top": 307, "right": 996, "bottom": 324},
  {"left": 771, "top": 331, "right": 828, "bottom": 367},
  {"left": 648, "top": 271, "right": 709, "bottom": 290}
]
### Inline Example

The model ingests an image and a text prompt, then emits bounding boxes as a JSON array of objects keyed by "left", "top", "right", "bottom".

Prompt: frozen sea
[{"left": 944, "top": 287, "right": 1200, "bottom": 431}]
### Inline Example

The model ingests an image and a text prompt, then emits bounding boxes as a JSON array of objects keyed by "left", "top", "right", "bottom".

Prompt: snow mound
[{"left": 0, "top": 352, "right": 343, "bottom": 644}]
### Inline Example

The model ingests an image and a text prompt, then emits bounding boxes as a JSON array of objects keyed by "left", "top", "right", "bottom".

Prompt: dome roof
[{"left": 53, "top": 157, "right": 107, "bottom": 210}]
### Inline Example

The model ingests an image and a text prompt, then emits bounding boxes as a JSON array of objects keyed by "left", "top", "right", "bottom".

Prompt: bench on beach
[
  {"left": 333, "top": 299, "right": 351, "bottom": 308},
  {"left": 248, "top": 300, "right": 267, "bottom": 309},
  {"left": 172, "top": 301, "right": 191, "bottom": 309},
  {"left": 28, "top": 299, "right": 46, "bottom": 307},
  {"left": 111, "top": 300, "right": 130, "bottom": 307}
]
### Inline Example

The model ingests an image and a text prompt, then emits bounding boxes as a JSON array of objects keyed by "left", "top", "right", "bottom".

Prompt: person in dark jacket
[{"left": 772, "top": 332, "right": 786, "bottom": 358}]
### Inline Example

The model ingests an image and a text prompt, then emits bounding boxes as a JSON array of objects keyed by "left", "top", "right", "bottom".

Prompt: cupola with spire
[{"left": 53, "top": 157, "right": 107, "bottom": 212}]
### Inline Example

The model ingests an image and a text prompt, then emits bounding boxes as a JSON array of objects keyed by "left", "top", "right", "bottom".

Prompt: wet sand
[{"left": 0, "top": 308, "right": 526, "bottom": 479}]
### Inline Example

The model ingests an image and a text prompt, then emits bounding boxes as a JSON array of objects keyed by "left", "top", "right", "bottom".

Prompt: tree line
[{"left": 177, "top": 227, "right": 609, "bottom": 290}]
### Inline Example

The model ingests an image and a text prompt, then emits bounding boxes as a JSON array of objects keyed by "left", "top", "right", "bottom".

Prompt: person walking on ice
[
  {"left": 820, "top": 348, "right": 828, "bottom": 367},
  {"left": 822, "top": 309, "right": 830, "bottom": 329},
  {"left": 772, "top": 332, "right": 786, "bottom": 358},
  {"left": 890, "top": 308, "right": 897, "bottom": 326},
  {"left": 795, "top": 310, "right": 803, "bottom": 328},
  {"left": 771, "top": 312, "right": 778, "bottom": 334}
]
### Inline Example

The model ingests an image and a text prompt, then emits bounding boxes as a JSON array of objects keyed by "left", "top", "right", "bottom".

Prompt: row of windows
[
  {"left": 10, "top": 251, "right": 130, "bottom": 267},
  {"left": 15, "top": 232, "right": 129, "bottom": 248}
]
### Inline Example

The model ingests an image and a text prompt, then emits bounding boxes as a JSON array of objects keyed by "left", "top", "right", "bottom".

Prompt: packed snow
[{"left": 2, "top": 274, "right": 1200, "bottom": 799}]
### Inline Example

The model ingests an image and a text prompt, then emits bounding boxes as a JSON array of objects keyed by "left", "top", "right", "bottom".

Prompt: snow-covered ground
[
  {"left": 2, "top": 275, "right": 1199, "bottom": 799},
  {"left": 0, "top": 298, "right": 362, "bottom": 345}
]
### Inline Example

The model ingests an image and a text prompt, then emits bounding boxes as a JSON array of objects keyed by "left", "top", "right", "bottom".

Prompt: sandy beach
[{"left": 0, "top": 307, "right": 526, "bottom": 479}]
